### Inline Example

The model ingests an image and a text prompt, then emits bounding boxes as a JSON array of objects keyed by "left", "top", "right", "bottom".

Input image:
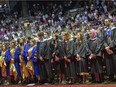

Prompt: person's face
[
  {"left": 20, "top": 39, "right": 23, "bottom": 44},
  {"left": 11, "top": 42, "right": 15, "bottom": 48},
  {"left": 77, "top": 33, "right": 81, "bottom": 40},
  {"left": 105, "top": 20, "right": 111, "bottom": 26},
  {"left": 52, "top": 35, "right": 56, "bottom": 40},
  {"left": 63, "top": 34, "right": 68, "bottom": 41},
  {"left": 38, "top": 36, "right": 43, "bottom": 40},
  {"left": 2, "top": 45, "right": 6, "bottom": 51},
  {"left": 30, "top": 40, "right": 34, "bottom": 47},
  {"left": 89, "top": 32, "right": 93, "bottom": 38},
  {"left": 98, "top": 26, "right": 102, "bottom": 31}
]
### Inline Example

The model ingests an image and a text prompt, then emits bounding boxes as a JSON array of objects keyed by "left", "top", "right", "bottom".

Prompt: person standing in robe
[
  {"left": 0, "top": 43, "right": 7, "bottom": 82},
  {"left": 37, "top": 32, "right": 53, "bottom": 84},
  {"left": 110, "top": 23, "right": 116, "bottom": 75},
  {"left": 10, "top": 40, "right": 22, "bottom": 83},
  {"left": 17, "top": 38, "right": 29, "bottom": 84},
  {"left": 50, "top": 34, "right": 64, "bottom": 84},
  {"left": 22, "top": 37, "right": 31, "bottom": 65},
  {"left": 74, "top": 32, "right": 89, "bottom": 84},
  {"left": 0, "top": 43, "right": 11, "bottom": 85},
  {"left": 87, "top": 29, "right": 104, "bottom": 83},
  {"left": 61, "top": 31, "right": 76, "bottom": 84},
  {"left": 21, "top": 37, "right": 30, "bottom": 84},
  {"left": 26, "top": 39, "right": 34, "bottom": 83},
  {"left": 27, "top": 38, "right": 40, "bottom": 84},
  {"left": 102, "top": 19, "right": 116, "bottom": 82}
]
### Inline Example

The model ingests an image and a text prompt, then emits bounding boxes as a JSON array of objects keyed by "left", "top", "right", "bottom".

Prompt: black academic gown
[
  {"left": 50, "top": 40, "right": 64, "bottom": 74},
  {"left": 102, "top": 27, "right": 116, "bottom": 75},
  {"left": 74, "top": 41, "right": 88, "bottom": 74},
  {"left": 61, "top": 39, "right": 76, "bottom": 78},
  {"left": 87, "top": 38, "right": 103, "bottom": 74},
  {"left": 110, "top": 27, "right": 116, "bottom": 51},
  {"left": 44, "top": 38, "right": 53, "bottom": 82},
  {"left": 37, "top": 39, "right": 52, "bottom": 82},
  {"left": 110, "top": 27, "right": 116, "bottom": 74}
]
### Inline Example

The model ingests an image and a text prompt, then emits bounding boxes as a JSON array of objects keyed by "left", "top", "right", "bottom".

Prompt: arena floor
[
  {"left": 1, "top": 83, "right": 116, "bottom": 87},
  {"left": 0, "top": 85, "right": 116, "bottom": 87}
]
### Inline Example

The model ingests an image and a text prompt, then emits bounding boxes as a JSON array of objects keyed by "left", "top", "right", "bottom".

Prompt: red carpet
[{"left": 1, "top": 85, "right": 116, "bottom": 87}]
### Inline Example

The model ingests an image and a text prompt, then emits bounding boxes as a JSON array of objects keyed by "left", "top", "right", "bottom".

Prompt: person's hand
[
  {"left": 55, "top": 55, "right": 60, "bottom": 61},
  {"left": 27, "top": 57, "right": 30, "bottom": 61},
  {"left": 76, "top": 57, "right": 81, "bottom": 61},
  {"left": 76, "top": 54, "right": 80, "bottom": 58},
  {"left": 11, "top": 58, "right": 14, "bottom": 62},
  {"left": 67, "top": 59, "right": 71, "bottom": 63},
  {"left": 89, "top": 54, "right": 96, "bottom": 59},
  {"left": 64, "top": 56, "right": 71, "bottom": 62},
  {"left": 105, "top": 46, "right": 113, "bottom": 54},
  {"left": 51, "top": 59, "right": 54, "bottom": 63},
  {"left": 40, "top": 57, "right": 44, "bottom": 61},
  {"left": 76, "top": 54, "right": 81, "bottom": 61},
  {"left": 34, "top": 56, "right": 37, "bottom": 59},
  {"left": 93, "top": 54, "right": 96, "bottom": 58},
  {"left": 105, "top": 46, "right": 110, "bottom": 50},
  {"left": 106, "top": 49, "right": 113, "bottom": 55},
  {"left": 52, "top": 52, "right": 55, "bottom": 57},
  {"left": 34, "top": 54, "right": 37, "bottom": 57},
  {"left": 64, "top": 56, "right": 68, "bottom": 61}
]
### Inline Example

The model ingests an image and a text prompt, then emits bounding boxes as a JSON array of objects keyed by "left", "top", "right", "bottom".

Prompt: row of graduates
[
  {"left": 0, "top": 19, "right": 116, "bottom": 85},
  {"left": 0, "top": 37, "right": 42, "bottom": 85}
]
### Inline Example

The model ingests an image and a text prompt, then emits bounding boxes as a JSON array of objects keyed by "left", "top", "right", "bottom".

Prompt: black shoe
[
  {"left": 91, "top": 81, "right": 97, "bottom": 83},
  {"left": 39, "top": 80, "right": 46, "bottom": 85},
  {"left": 35, "top": 81, "right": 40, "bottom": 85},
  {"left": 44, "top": 83, "right": 51, "bottom": 85},
  {"left": 78, "top": 79, "right": 83, "bottom": 84},
  {"left": 103, "top": 80, "right": 111, "bottom": 84},
  {"left": 0, "top": 80, "right": 2, "bottom": 85},
  {"left": 61, "top": 80, "right": 67, "bottom": 84},
  {"left": 47, "top": 79, "right": 52, "bottom": 83},
  {"left": 68, "top": 80, "right": 71, "bottom": 84}
]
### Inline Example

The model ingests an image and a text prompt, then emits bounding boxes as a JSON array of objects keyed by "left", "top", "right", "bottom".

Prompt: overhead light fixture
[
  {"left": 4, "top": 4, "right": 6, "bottom": 7},
  {"left": 0, "top": 5, "right": 2, "bottom": 8}
]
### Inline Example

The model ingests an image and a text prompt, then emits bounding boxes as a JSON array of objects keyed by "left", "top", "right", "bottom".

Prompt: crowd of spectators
[{"left": 0, "top": 1, "right": 115, "bottom": 42}]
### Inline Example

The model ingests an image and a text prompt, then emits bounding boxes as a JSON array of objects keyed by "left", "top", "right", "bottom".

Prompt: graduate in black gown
[
  {"left": 61, "top": 31, "right": 76, "bottom": 84},
  {"left": 110, "top": 23, "right": 116, "bottom": 75},
  {"left": 102, "top": 19, "right": 116, "bottom": 82},
  {"left": 50, "top": 34, "right": 65, "bottom": 83},
  {"left": 37, "top": 32, "right": 52, "bottom": 84},
  {"left": 87, "top": 29, "right": 104, "bottom": 83},
  {"left": 74, "top": 32, "right": 89, "bottom": 84}
]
